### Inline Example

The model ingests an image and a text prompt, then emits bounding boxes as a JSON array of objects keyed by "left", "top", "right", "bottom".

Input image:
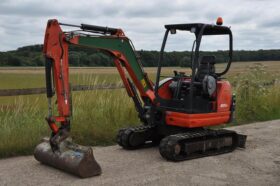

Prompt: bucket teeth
[{"left": 34, "top": 137, "right": 102, "bottom": 178}]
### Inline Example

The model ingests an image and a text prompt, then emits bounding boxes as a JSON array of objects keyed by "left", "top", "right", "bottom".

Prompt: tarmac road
[{"left": 0, "top": 120, "right": 279, "bottom": 186}]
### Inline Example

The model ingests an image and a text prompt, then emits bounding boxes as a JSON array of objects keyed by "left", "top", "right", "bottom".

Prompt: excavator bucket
[{"left": 34, "top": 138, "right": 102, "bottom": 178}]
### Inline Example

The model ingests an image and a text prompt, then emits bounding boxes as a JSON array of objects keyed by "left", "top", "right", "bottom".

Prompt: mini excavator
[{"left": 34, "top": 18, "right": 247, "bottom": 178}]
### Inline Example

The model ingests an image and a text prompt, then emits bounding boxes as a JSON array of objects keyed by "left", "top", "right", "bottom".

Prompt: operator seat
[
  {"left": 196, "top": 55, "right": 216, "bottom": 82},
  {"left": 195, "top": 56, "right": 217, "bottom": 97}
]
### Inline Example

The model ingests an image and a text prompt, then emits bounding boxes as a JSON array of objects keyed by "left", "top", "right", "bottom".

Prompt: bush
[{"left": 234, "top": 64, "right": 280, "bottom": 123}]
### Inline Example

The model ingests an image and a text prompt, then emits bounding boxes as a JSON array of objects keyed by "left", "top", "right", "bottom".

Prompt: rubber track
[
  {"left": 159, "top": 129, "right": 238, "bottom": 161},
  {"left": 117, "top": 125, "right": 156, "bottom": 149}
]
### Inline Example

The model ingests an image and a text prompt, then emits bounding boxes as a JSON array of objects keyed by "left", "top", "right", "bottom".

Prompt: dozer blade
[{"left": 34, "top": 138, "right": 102, "bottom": 178}]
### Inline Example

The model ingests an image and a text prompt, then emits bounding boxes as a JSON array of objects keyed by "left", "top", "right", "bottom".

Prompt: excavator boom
[
  {"left": 34, "top": 19, "right": 155, "bottom": 177},
  {"left": 43, "top": 20, "right": 155, "bottom": 137}
]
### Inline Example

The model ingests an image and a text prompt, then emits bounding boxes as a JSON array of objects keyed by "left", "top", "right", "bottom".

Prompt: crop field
[{"left": 0, "top": 61, "right": 280, "bottom": 158}]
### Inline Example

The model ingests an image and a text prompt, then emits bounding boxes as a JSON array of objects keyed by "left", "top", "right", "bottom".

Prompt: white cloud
[{"left": 0, "top": 0, "right": 279, "bottom": 51}]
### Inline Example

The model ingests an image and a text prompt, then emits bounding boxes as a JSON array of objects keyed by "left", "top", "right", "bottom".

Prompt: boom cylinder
[
  {"left": 81, "top": 24, "right": 118, "bottom": 35},
  {"left": 59, "top": 22, "right": 119, "bottom": 35}
]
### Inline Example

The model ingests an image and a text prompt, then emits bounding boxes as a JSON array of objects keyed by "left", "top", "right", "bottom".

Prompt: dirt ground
[{"left": 0, "top": 120, "right": 279, "bottom": 186}]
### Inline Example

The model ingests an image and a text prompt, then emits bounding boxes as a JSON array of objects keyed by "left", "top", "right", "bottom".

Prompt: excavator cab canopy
[
  {"left": 155, "top": 22, "right": 233, "bottom": 86},
  {"left": 155, "top": 22, "right": 233, "bottom": 113},
  {"left": 162, "top": 23, "right": 233, "bottom": 76}
]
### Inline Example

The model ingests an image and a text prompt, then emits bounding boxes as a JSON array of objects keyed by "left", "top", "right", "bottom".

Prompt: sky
[{"left": 0, "top": 0, "right": 280, "bottom": 52}]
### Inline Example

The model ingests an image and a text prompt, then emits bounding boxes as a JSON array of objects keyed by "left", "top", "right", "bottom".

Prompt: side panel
[
  {"left": 165, "top": 111, "right": 230, "bottom": 128},
  {"left": 164, "top": 80, "right": 232, "bottom": 128},
  {"left": 217, "top": 81, "right": 232, "bottom": 112}
]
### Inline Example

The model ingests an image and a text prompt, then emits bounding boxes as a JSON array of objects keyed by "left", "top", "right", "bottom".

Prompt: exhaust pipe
[{"left": 34, "top": 138, "right": 102, "bottom": 178}]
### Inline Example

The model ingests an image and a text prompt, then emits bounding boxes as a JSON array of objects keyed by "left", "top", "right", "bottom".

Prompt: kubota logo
[{"left": 220, "top": 104, "right": 228, "bottom": 108}]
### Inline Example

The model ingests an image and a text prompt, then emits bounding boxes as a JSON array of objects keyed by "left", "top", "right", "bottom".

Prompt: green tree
[
  {"left": 31, "top": 55, "right": 44, "bottom": 66},
  {"left": 8, "top": 55, "right": 22, "bottom": 66}
]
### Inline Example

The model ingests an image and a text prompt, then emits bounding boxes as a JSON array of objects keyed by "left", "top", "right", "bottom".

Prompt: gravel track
[{"left": 0, "top": 120, "right": 279, "bottom": 186}]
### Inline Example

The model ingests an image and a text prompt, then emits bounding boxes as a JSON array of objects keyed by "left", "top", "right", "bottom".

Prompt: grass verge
[{"left": 0, "top": 64, "right": 279, "bottom": 158}]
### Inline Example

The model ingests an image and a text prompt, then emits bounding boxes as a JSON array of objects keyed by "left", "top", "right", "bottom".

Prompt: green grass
[
  {"left": 0, "top": 96, "right": 47, "bottom": 157},
  {"left": 0, "top": 71, "right": 135, "bottom": 157},
  {"left": 71, "top": 88, "right": 138, "bottom": 146},
  {"left": 233, "top": 64, "right": 280, "bottom": 123},
  {"left": 0, "top": 64, "right": 280, "bottom": 158},
  {"left": 0, "top": 83, "right": 138, "bottom": 158}
]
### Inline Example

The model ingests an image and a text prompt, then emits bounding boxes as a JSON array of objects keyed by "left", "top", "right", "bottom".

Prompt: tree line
[{"left": 0, "top": 44, "right": 279, "bottom": 67}]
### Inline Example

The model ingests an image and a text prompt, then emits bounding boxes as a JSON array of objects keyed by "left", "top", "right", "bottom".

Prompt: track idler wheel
[
  {"left": 34, "top": 138, "right": 102, "bottom": 178},
  {"left": 117, "top": 125, "right": 157, "bottom": 149},
  {"left": 159, "top": 135, "right": 183, "bottom": 161},
  {"left": 119, "top": 128, "right": 146, "bottom": 149}
]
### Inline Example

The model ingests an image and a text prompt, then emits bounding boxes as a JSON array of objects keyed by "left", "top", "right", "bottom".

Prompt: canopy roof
[{"left": 164, "top": 23, "right": 231, "bottom": 35}]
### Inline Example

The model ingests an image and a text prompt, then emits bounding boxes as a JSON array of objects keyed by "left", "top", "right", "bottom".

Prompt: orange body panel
[
  {"left": 158, "top": 78, "right": 232, "bottom": 128},
  {"left": 216, "top": 81, "right": 232, "bottom": 112},
  {"left": 158, "top": 80, "right": 173, "bottom": 99},
  {"left": 165, "top": 111, "right": 230, "bottom": 128}
]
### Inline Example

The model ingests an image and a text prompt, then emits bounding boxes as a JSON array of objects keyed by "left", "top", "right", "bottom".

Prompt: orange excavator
[{"left": 34, "top": 18, "right": 246, "bottom": 178}]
